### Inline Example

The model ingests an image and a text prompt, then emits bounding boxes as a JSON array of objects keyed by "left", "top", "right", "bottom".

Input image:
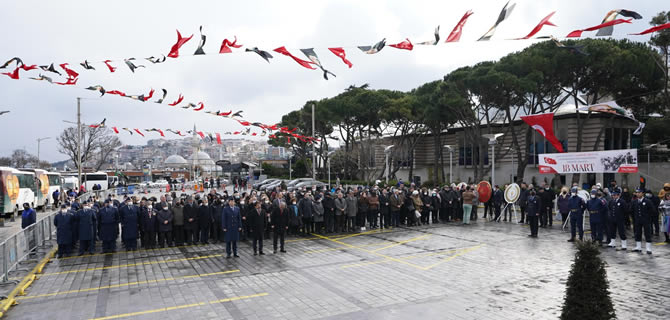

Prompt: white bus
[
  {"left": 14, "top": 169, "right": 36, "bottom": 212},
  {"left": 81, "top": 172, "right": 109, "bottom": 192}
]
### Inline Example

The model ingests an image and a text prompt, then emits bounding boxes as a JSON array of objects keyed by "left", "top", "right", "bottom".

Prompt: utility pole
[
  {"left": 36, "top": 137, "right": 51, "bottom": 168},
  {"left": 77, "top": 97, "right": 82, "bottom": 190},
  {"left": 312, "top": 103, "right": 316, "bottom": 180}
]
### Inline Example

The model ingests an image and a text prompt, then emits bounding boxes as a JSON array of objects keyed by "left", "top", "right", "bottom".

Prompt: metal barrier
[{"left": 0, "top": 184, "right": 141, "bottom": 282}]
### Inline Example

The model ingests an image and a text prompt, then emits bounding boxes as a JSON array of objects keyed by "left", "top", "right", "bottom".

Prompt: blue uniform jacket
[
  {"left": 120, "top": 204, "right": 140, "bottom": 240},
  {"left": 21, "top": 208, "right": 36, "bottom": 228},
  {"left": 526, "top": 196, "right": 542, "bottom": 217},
  {"left": 608, "top": 198, "right": 627, "bottom": 222},
  {"left": 631, "top": 198, "right": 654, "bottom": 224},
  {"left": 54, "top": 211, "right": 75, "bottom": 245},
  {"left": 587, "top": 198, "right": 607, "bottom": 223},
  {"left": 98, "top": 206, "right": 120, "bottom": 241},
  {"left": 568, "top": 196, "right": 586, "bottom": 218},
  {"left": 76, "top": 208, "right": 97, "bottom": 241},
  {"left": 223, "top": 206, "right": 243, "bottom": 242}
]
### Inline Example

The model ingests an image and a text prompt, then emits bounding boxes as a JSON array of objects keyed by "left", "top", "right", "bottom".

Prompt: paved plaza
[{"left": 6, "top": 218, "right": 669, "bottom": 320}]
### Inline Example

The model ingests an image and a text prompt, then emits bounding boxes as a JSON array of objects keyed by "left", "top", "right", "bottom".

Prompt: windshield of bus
[
  {"left": 17, "top": 173, "right": 36, "bottom": 189},
  {"left": 47, "top": 174, "right": 61, "bottom": 186}
]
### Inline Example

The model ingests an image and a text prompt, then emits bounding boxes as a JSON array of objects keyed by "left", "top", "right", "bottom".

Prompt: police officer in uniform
[
  {"left": 54, "top": 204, "right": 75, "bottom": 258},
  {"left": 120, "top": 197, "right": 140, "bottom": 250},
  {"left": 586, "top": 189, "right": 606, "bottom": 245},
  {"left": 567, "top": 187, "right": 586, "bottom": 242},
  {"left": 526, "top": 190, "right": 542, "bottom": 237},
  {"left": 607, "top": 189, "right": 628, "bottom": 250},
  {"left": 76, "top": 200, "right": 97, "bottom": 255},
  {"left": 98, "top": 199, "right": 120, "bottom": 253},
  {"left": 631, "top": 188, "right": 654, "bottom": 254}
]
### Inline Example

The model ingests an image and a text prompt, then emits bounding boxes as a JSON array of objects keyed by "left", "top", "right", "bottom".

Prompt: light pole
[
  {"left": 482, "top": 133, "right": 504, "bottom": 188},
  {"left": 326, "top": 150, "right": 335, "bottom": 187},
  {"left": 62, "top": 97, "right": 83, "bottom": 189},
  {"left": 507, "top": 147, "right": 516, "bottom": 183},
  {"left": 288, "top": 152, "right": 293, "bottom": 181},
  {"left": 443, "top": 145, "right": 453, "bottom": 184},
  {"left": 645, "top": 143, "right": 658, "bottom": 174},
  {"left": 311, "top": 103, "right": 316, "bottom": 180},
  {"left": 36, "top": 137, "right": 51, "bottom": 168},
  {"left": 384, "top": 145, "right": 394, "bottom": 184}
]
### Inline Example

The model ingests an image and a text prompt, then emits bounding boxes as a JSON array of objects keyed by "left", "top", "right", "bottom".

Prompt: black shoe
[
  {"left": 226, "top": 255, "right": 231, "bottom": 258},
  {"left": 280, "top": 249, "right": 286, "bottom": 253},
  {"left": 234, "top": 254, "right": 239, "bottom": 258},
  {"left": 253, "top": 252, "right": 257, "bottom": 256},
  {"left": 273, "top": 250, "right": 277, "bottom": 254},
  {"left": 259, "top": 252, "right": 265, "bottom": 255},
  {"left": 528, "top": 234, "right": 534, "bottom": 237},
  {"left": 567, "top": 238, "right": 575, "bottom": 242}
]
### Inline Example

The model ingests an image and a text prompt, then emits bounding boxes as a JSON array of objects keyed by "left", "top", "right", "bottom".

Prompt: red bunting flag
[
  {"left": 143, "top": 89, "right": 155, "bottom": 101},
  {"left": 216, "top": 133, "right": 222, "bottom": 144},
  {"left": 59, "top": 63, "right": 79, "bottom": 79},
  {"left": 328, "top": 47, "right": 353, "bottom": 68},
  {"left": 112, "top": 127, "right": 119, "bottom": 134},
  {"left": 157, "top": 129, "right": 165, "bottom": 137},
  {"left": 630, "top": 22, "right": 670, "bottom": 35},
  {"left": 134, "top": 129, "right": 145, "bottom": 137},
  {"left": 273, "top": 46, "right": 316, "bottom": 69},
  {"left": 168, "top": 94, "right": 184, "bottom": 106},
  {"left": 107, "top": 90, "right": 126, "bottom": 96},
  {"left": 566, "top": 18, "right": 632, "bottom": 38},
  {"left": 54, "top": 77, "right": 78, "bottom": 86},
  {"left": 103, "top": 60, "right": 116, "bottom": 72},
  {"left": 389, "top": 38, "right": 414, "bottom": 51},
  {"left": 517, "top": 11, "right": 556, "bottom": 39},
  {"left": 167, "top": 30, "right": 194, "bottom": 58},
  {"left": 219, "top": 36, "right": 242, "bottom": 53},
  {"left": 197, "top": 131, "right": 205, "bottom": 139},
  {"left": 446, "top": 10, "right": 474, "bottom": 42},
  {"left": 1, "top": 67, "right": 20, "bottom": 79},
  {"left": 20, "top": 64, "right": 38, "bottom": 71},
  {"left": 520, "top": 113, "right": 564, "bottom": 153},
  {"left": 193, "top": 102, "right": 204, "bottom": 111}
]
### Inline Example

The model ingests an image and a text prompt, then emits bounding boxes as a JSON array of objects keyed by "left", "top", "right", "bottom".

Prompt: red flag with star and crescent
[{"left": 520, "top": 113, "right": 564, "bottom": 153}]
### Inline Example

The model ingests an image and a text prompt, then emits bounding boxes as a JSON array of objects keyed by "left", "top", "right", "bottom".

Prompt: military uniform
[
  {"left": 567, "top": 192, "right": 586, "bottom": 242},
  {"left": 586, "top": 192, "right": 607, "bottom": 244},
  {"left": 607, "top": 194, "right": 628, "bottom": 249},
  {"left": 631, "top": 194, "right": 654, "bottom": 254},
  {"left": 526, "top": 194, "right": 541, "bottom": 237}
]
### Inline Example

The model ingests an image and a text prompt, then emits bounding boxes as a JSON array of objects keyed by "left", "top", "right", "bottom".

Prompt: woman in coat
[
  {"left": 345, "top": 192, "right": 358, "bottom": 232},
  {"left": 410, "top": 191, "right": 424, "bottom": 226},
  {"left": 557, "top": 187, "right": 570, "bottom": 227},
  {"left": 288, "top": 197, "right": 301, "bottom": 235},
  {"left": 223, "top": 198, "right": 243, "bottom": 258}
]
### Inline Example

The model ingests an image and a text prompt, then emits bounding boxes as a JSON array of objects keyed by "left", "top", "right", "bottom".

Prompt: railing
[{"left": 0, "top": 184, "right": 143, "bottom": 282}]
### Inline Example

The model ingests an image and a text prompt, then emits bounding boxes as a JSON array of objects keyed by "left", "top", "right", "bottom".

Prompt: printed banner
[{"left": 538, "top": 149, "right": 638, "bottom": 174}]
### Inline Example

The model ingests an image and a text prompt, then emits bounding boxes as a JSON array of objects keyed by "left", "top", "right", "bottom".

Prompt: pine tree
[{"left": 560, "top": 241, "right": 615, "bottom": 320}]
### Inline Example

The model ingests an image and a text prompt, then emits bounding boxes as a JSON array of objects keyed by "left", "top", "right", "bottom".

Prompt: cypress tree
[{"left": 560, "top": 241, "right": 615, "bottom": 320}]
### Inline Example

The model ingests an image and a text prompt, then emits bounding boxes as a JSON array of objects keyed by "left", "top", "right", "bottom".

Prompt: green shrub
[{"left": 560, "top": 241, "right": 615, "bottom": 320}]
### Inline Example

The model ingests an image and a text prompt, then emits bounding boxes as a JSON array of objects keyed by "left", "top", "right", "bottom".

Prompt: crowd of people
[{"left": 47, "top": 179, "right": 670, "bottom": 259}]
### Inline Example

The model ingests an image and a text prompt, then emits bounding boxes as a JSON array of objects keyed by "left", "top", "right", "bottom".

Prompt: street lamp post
[
  {"left": 443, "top": 145, "right": 453, "bottom": 184},
  {"left": 36, "top": 137, "right": 51, "bottom": 168},
  {"left": 384, "top": 145, "right": 394, "bottom": 184},
  {"left": 311, "top": 103, "right": 316, "bottom": 180},
  {"left": 77, "top": 98, "right": 81, "bottom": 190},
  {"left": 482, "top": 134, "right": 504, "bottom": 188},
  {"left": 645, "top": 143, "right": 658, "bottom": 174},
  {"left": 326, "top": 151, "right": 335, "bottom": 187},
  {"left": 288, "top": 152, "right": 293, "bottom": 181},
  {"left": 507, "top": 147, "right": 516, "bottom": 183}
]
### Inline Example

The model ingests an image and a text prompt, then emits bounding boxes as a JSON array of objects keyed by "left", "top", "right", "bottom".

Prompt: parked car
[
  {"left": 260, "top": 179, "right": 285, "bottom": 191},
  {"left": 286, "top": 178, "right": 313, "bottom": 188},
  {"left": 153, "top": 180, "right": 169, "bottom": 188},
  {"left": 289, "top": 180, "right": 326, "bottom": 192},
  {"left": 254, "top": 178, "right": 279, "bottom": 190}
]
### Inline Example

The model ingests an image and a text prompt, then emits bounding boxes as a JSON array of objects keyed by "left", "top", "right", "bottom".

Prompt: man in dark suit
[
  {"left": 493, "top": 185, "right": 504, "bottom": 221},
  {"left": 184, "top": 197, "right": 199, "bottom": 245},
  {"left": 271, "top": 202, "right": 290, "bottom": 253},
  {"left": 248, "top": 201, "right": 267, "bottom": 255},
  {"left": 223, "top": 198, "right": 243, "bottom": 258}
]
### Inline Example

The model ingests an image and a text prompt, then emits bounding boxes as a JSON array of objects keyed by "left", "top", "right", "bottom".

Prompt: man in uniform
[
  {"left": 54, "top": 204, "right": 75, "bottom": 258},
  {"left": 631, "top": 188, "right": 654, "bottom": 254},
  {"left": 98, "top": 199, "right": 120, "bottom": 253},
  {"left": 586, "top": 189, "right": 607, "bottom": 245},
  {"left": 567, "top": 187, "right": 586, "bottom": 242},
  {"left": 76, "top": 200, "right": 97, "bottom": 255},
  {"left": 120, "top": 197, "right": 140, "bottom": 251},
  {"left": 526, "top": 190, "right": 541, "bottom": 237},
  {"left": 223, "top": 198, "right": 243, "bottom": 258},
  {"left": 607, "top": 189, "right": 628, "bottom": 250}
]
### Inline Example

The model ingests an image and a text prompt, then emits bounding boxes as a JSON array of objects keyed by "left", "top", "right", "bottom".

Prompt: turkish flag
[
  {"left": 216, "top": 133, "right": 222, "bottom": 145},
  {"left": 521, "top": 113, "right": 564, "bottom": 153}
]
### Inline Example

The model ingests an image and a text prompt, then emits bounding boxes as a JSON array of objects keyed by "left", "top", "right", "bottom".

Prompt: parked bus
[
  {"left": 0, "top": 167, "right": 21, "bottom": 217},
  {"left": 20, "top": 168, "right": 61, "bottom": 209},
  {"left": 15, "top": 170, "right": 36, "bottom": 211},
  {"left": 82, "top": 172, "right": 109, "bottom": 192}
]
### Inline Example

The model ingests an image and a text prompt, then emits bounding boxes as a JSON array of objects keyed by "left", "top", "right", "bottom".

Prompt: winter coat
[
  {"left": 334, "top": 198, "right": 347, "bottom": 216},
  {"left": 75, "top": 208, "right": 97, "bottom": 241},
  {"left": 247, "top": 207, "right": 267, "bottom": 236},
  {"left": 171, "top": 205, "right": 184, "bottom": 226},
  {"left": 140, "top": 207, "right": 158, "bottom": 233},
  {"left": 223, "top": 206, "right": 243, "bottom": 242},
  {"left": 557, "top": 194, "right": 570, "bottom": 214},
  {"left": 312, "top": 201, "right": 325, "bottom": 222},
  {"left": 183, "top": 203, "right": 199, "bottom": 230},
  {"left": 156, "top": 208, "right": 173, "bottom": 232},
  {"left": 21, "top": 208, "right": 36, "bottom": 229},
  {"left": 54, "top": 211, "right": 75, "bottom": 245},
  {"left": 298, "top": 198, "right": 314, "bottom": 219},
  {"left": 198, "top": 204, "right": 213, "bottom": 228},
  {"left": 120, "top": 204, "right": 140, "bottom": 240},
  {"left": 345, "top": 196, "right": 358, "bottom": 217},
  {"left": 271, "top": 206, "right": 290, "bottom": 232},
  {"left": 98, "top": 206, "right": 120, "bottom": 241}
]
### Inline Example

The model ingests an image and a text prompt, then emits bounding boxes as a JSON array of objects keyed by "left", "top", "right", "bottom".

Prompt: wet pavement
[{"left": 5, "top": 218, "right": 669, "bottom": 320}]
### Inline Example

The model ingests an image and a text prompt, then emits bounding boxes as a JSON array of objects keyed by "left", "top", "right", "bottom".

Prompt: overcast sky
[{"left": 0, "top": 0, "right": 662, "bottom": 162}]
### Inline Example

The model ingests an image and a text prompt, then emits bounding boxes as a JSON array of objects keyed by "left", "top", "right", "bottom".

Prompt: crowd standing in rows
[{"left": 48, "top": 180, "right": 670, "bottom": 258}]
